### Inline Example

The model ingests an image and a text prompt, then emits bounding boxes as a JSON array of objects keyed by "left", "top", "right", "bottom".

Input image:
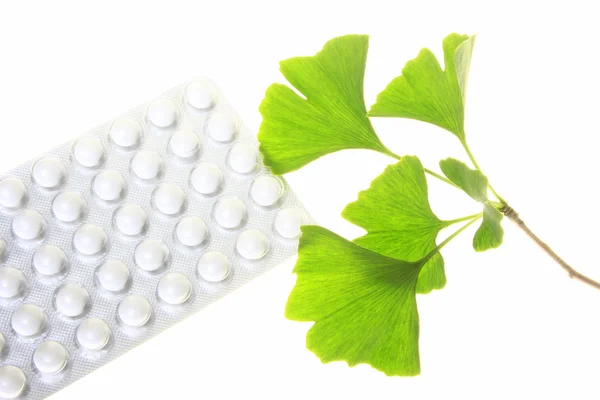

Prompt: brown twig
[{"left": 501, "top": 205, "right": 600, "bottom": 290}]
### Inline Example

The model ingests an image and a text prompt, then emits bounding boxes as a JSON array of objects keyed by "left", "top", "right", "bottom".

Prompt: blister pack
[{"left": 0, "top": 78, "right": 311, "bottom": 399}]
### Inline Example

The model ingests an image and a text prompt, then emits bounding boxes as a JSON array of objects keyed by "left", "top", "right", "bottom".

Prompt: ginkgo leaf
[
  {"left": 342, "top": 155, "right": 448, "bottom": 294},
  {"left": 368, "top": 33, "right": 476, "bottom": 140},
  {"left": 258, "top": 35, "right": 391, "bottom": 175},
  {"left": 286, "top": 225, "right": 423, "bottom": 376},
  {"left": 440, "top": 157, "right": 488, "bottom": 202},
  {"left": 473, "top": 202, "right": 504, "bottom": 252}
]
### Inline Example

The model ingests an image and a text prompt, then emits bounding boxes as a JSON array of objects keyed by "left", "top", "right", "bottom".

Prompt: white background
[{"left": 1, "top": 1, "right": 599, "bottom": 399}]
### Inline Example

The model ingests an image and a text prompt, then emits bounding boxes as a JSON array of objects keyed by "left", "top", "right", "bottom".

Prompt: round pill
[
  {"left": 92, "top": 170, "right": 126, "bottom": 202},
  {"left": 175, "top": 216, "right": 207, "bottom": 247},
  {"left": 157, "top": 273, "right": 192, "bottom": 305},
  {"left": 54, "top": 283, "right": 90, "bottom": 318},
  {"left": 0, "top": 267, "right": 27, "bottom": 300},
  {"left": 11, "top": 304, "right": 48, "bottom": 339},
  {"left": 147, "top": 98, "right": 177, "bottom": 128},
  {"left": 134, "top": 239, "right": 170, "bottom": 273},
  {"left": 0, "top": 178, "right": 27, "bottom": 209},
  {"left": 72, "top": 136, "right": 105, "bottom": 168},
  {"left": 0, "top": 365, "right": 27, "bottom": 399},
  {"left": 250, "top": 176, "right": 283, "bottom": 207},
  {"left": 75, "top": 318, "right": 111, "bottom": 351},
  {"left": 189, "top": 163, "right": 223, "bottom": 195},
  {"left": 130, "top": 150, "right": 164, "bottom": 181},
  {"left": 169, "top": 128, "right": 200, "bottom": 159},
  {"left": 113, "top": 204, "right": 148, "bottom": 236},
  {"left": 52, "top": 191, "right": 87, "bottom": 223},
  {"left": 213, "top": 197, "right": 246, "bottom": 229},
  {"left": 236, "top": 229, "right": 269, "bottom": 260},
  {"left": 152, "top": 183, "right": 185, "bottom": 216},
  {"left": 117, "top": 294, "right": 152, "bottom": 328},
  {"left": 185, "top": 80, "right": 215, "bottom": 110},
  {"left": 206, "top": 111, "right": 237, "bottom": 142},
  {"left": 109, "top": 118, "right": 142, "bottom": 149},
  {"left": 227, "top": 143, "right": 258, "bottom": 174},
  {"left": 33, "top": 341, "right": 69, "bottom": 375},
  {"left": 274, "top": 208, "right": 305, "bottom": 239},
  {"left": 73, "top": 224, "right": 108, "bottom": 256},
  {"left": 33, "top": 245, "right": 69, "bottom": 277},
  {"left": 197, "top": 251, "right": 231, "bottom": 282},
  {"left": 12, "top": 209, "right": 47, "bottom": 240},
  {"left": 96, "top": 260, "right": 130, "bottom": 293},
  {"left": 32, "top": 157, "right": 67, "bottom": 189}
]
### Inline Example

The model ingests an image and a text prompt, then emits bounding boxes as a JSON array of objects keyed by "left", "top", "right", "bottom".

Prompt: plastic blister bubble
[{"left": 0, "top": 78, "right": 312, "bottom": 399}]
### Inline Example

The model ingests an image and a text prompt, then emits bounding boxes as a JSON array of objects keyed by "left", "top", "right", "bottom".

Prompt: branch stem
[
  {"left": 382, "top": 149, "right": 459, "bottom": 188},
  {"left": 446, "top": 213, "right": 483, "bottom": 225},
  {"left": 423, "top": 215, "right": 482, "bottom": 264},
  {"left": 501, "top": 205, "right": 600, "bottom": 290},
  {"left": 460, "top": 139, "right": 507, "bottom": 204}
]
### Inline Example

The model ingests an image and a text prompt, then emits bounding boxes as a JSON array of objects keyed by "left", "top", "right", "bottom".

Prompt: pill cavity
[
  {"left": 130, "top": 150, "right": 164, "bottom": 181},
  {"left": 157, "top": 273, "right": 192, "bottom": 305},
  {"left": 0, "top": 365, "right": 27, "bottom": 399},
  {"left": 147, "top": 98, "right": 177, "bottom": 128},
  {"left": 0, "top": 178, "right": 27, "bottom": 209},
  {"left": 95, "top": 260, "right": 130, "bottom": 293},
  {"left": 197, "top": 251, "right": 231, "bottom": 283},
  {"left": 212, "top": 197, "right": 246, "bottom": 229},
  {"left": 109, "top": 118, "right": 142, "bottom": 149},
  {"left": 236, "top": 229, "right": 269, "bottom": 260},
  {"left": 169, "top": 128, "right": 200, "bottom": 159},
  {"left": 11, "top": 304, "right": 48, "bottom": 339},
  {"left": 0, "top": 267, "right": 28, "bottom": 300},
  {"left": 32, "top": 157, "right": 67, "bottom": 189},
  {"left": 250, "top": 176, "right": 283, "bottom": 207},
  {"left": 53, "top": 283, "right": 90, "bottom": 318},
  {"left": 33, "top": 244, "right": 69, "bottom": 277},
  {"left": 72, "top": 136, "right": 105, "bottom": 168},
  {"left": 274, "top": 208, "right": 305, "bottom": 239},
  {"left": 189, "top": 163, "right": 223, "bottom": 195},
  {"left": 185, "top": 79, "right": 215, "bottom": 110},
  {"left": 12, "top": 209, "right": 47, "bottom": 241},
  {"left": 152, "top": 183, "right": 185, "bottom": 216},
  {"left": 205, "top": 111, "right": 237, "bottom": 142},
  {"left": 33, "top": 341, "right": 69, "bottom": 375},
  {"left": 134, "top": 239, "right": 170, "bottom": 273},
  {"left": 117, "top": 294, "right": 152, "bottom": 328},
  {"left": 92, "top": 170, "right": 126, "bottom": 202},
  {"left": 52, "top": 191, "right": 87, "bottom": 223},
  {"left": 227, "top": 143, "right": 259, "bottom": 174},
  {"left": 75, "top": 318, "right": 111, "bottom": 351},
  {"left": 175, "top": 216, "right": 207, "bottom": 248},
  {"left": 73, "top": 224, "right": 108, "bottom": 256},
  {"left": 113, "top": 204, "right": 148, "bottom": 236}
]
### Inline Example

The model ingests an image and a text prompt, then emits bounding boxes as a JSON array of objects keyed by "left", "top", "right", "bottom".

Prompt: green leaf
[
  {"left": 473, "top": 203, "right": 504, "bottom": 252},
  {"left": 368, "top": 33, "right": 476, "bottom": 140},
  {"left": 342, "top": 155, "right": 448, "bottom": 294},
  {"left": 286, "top": 225, "right": 423, "bottom": 376},
  {"left": 258, "top": 35, "right": 390, "bottom": 175},
  {"left": 439, "top": 157, "right": 489, "bottom": 202}
]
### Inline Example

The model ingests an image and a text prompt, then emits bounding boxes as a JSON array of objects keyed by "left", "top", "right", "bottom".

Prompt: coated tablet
[
  {"left": 131, "top": 150, "right": 164, "bottom": 181},
  {"left": 53, "top": 283, "right": 90, "bottom": 318},
  {"left": 0, "top": 267, "right": 28, "bottom": 300},
  {"left": 206, "top": 111, "right": 237, "bottom": 142},
  {"left": 213, "top": 197, "right": 246, "bottom": 229},
  {"left": 92, "top": 170, "right": 126, "bottom": 202},
  {"left": 109, "top": 118, "right": 142, "bottom": 149},
  {"left": 197, "top": 251, "right": 231, "bottom": 282},
  {"left": 227, "top": 143, "right": 258, "bottom": 174},
  {"left": 157, "top": 273, "right": 192, "bottom": 305},
  {"left": 95, "top": 260, "right": 130, "bottom": 293},
  {"left": 33, "top": 244, "right": 69, "bottom": 277},
  {"left": 11, "top": 304, "right": 48, "bottom": 339},
  {"left": 0, "top": 365, "right": 27, "bottom": 399},
  {"left": 250, "top": 176, "right": 283, "bottom": 207},
  {"left": 274, "top": 207, "right": 305, "bottom": 239},
  {"left": 169, "top": 128, "right": 200, "bottom": 159},
  {"left": 52, "top": 191, "right": 87, "bottom": 223},
  {"left": 32, "top": 157, "right": 67, "bottom": 189},
  {"left": 0, "top": 177, "right": 27, "bottom": 209},
  {"left": 72, "top": 136, "right": 105, "bottom": 168},
  {"left": 134, "top": 239, "right": 170, "bottom": 273},
  {"left": 113, "top": 204, "right": 148, "bottom": 236},
  {"left": 75, "top": 318, "right": 111, "bottom": 351},
  {"left": 152, "top": 183, "right": 185, "bottom": 216},
  {"left": 189, "top": 162, "right": 223, "bottom": 195},
  {"left": 117, "top": 295, "right": 152, "bottom": 328},
  {"left": 12, "top": 209, "right": 47, "bottom": 240},
  {"left": 73, "top": 224, "right": 108, "bottom": 256},
  {"left": 185, "top": 79, "right": 215, "bottom": 110},
  {"left": 235, "top": 229, "right": 269, "bottom": 260},
  {"left": 147, "top": 98, "right": 177, "bottom": 128},
  {"left": 175, "top": 216, "right": 207, "bottom": 247},
  {"left": 32, "top": 341, "right": 69, "bottom": 375}
]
